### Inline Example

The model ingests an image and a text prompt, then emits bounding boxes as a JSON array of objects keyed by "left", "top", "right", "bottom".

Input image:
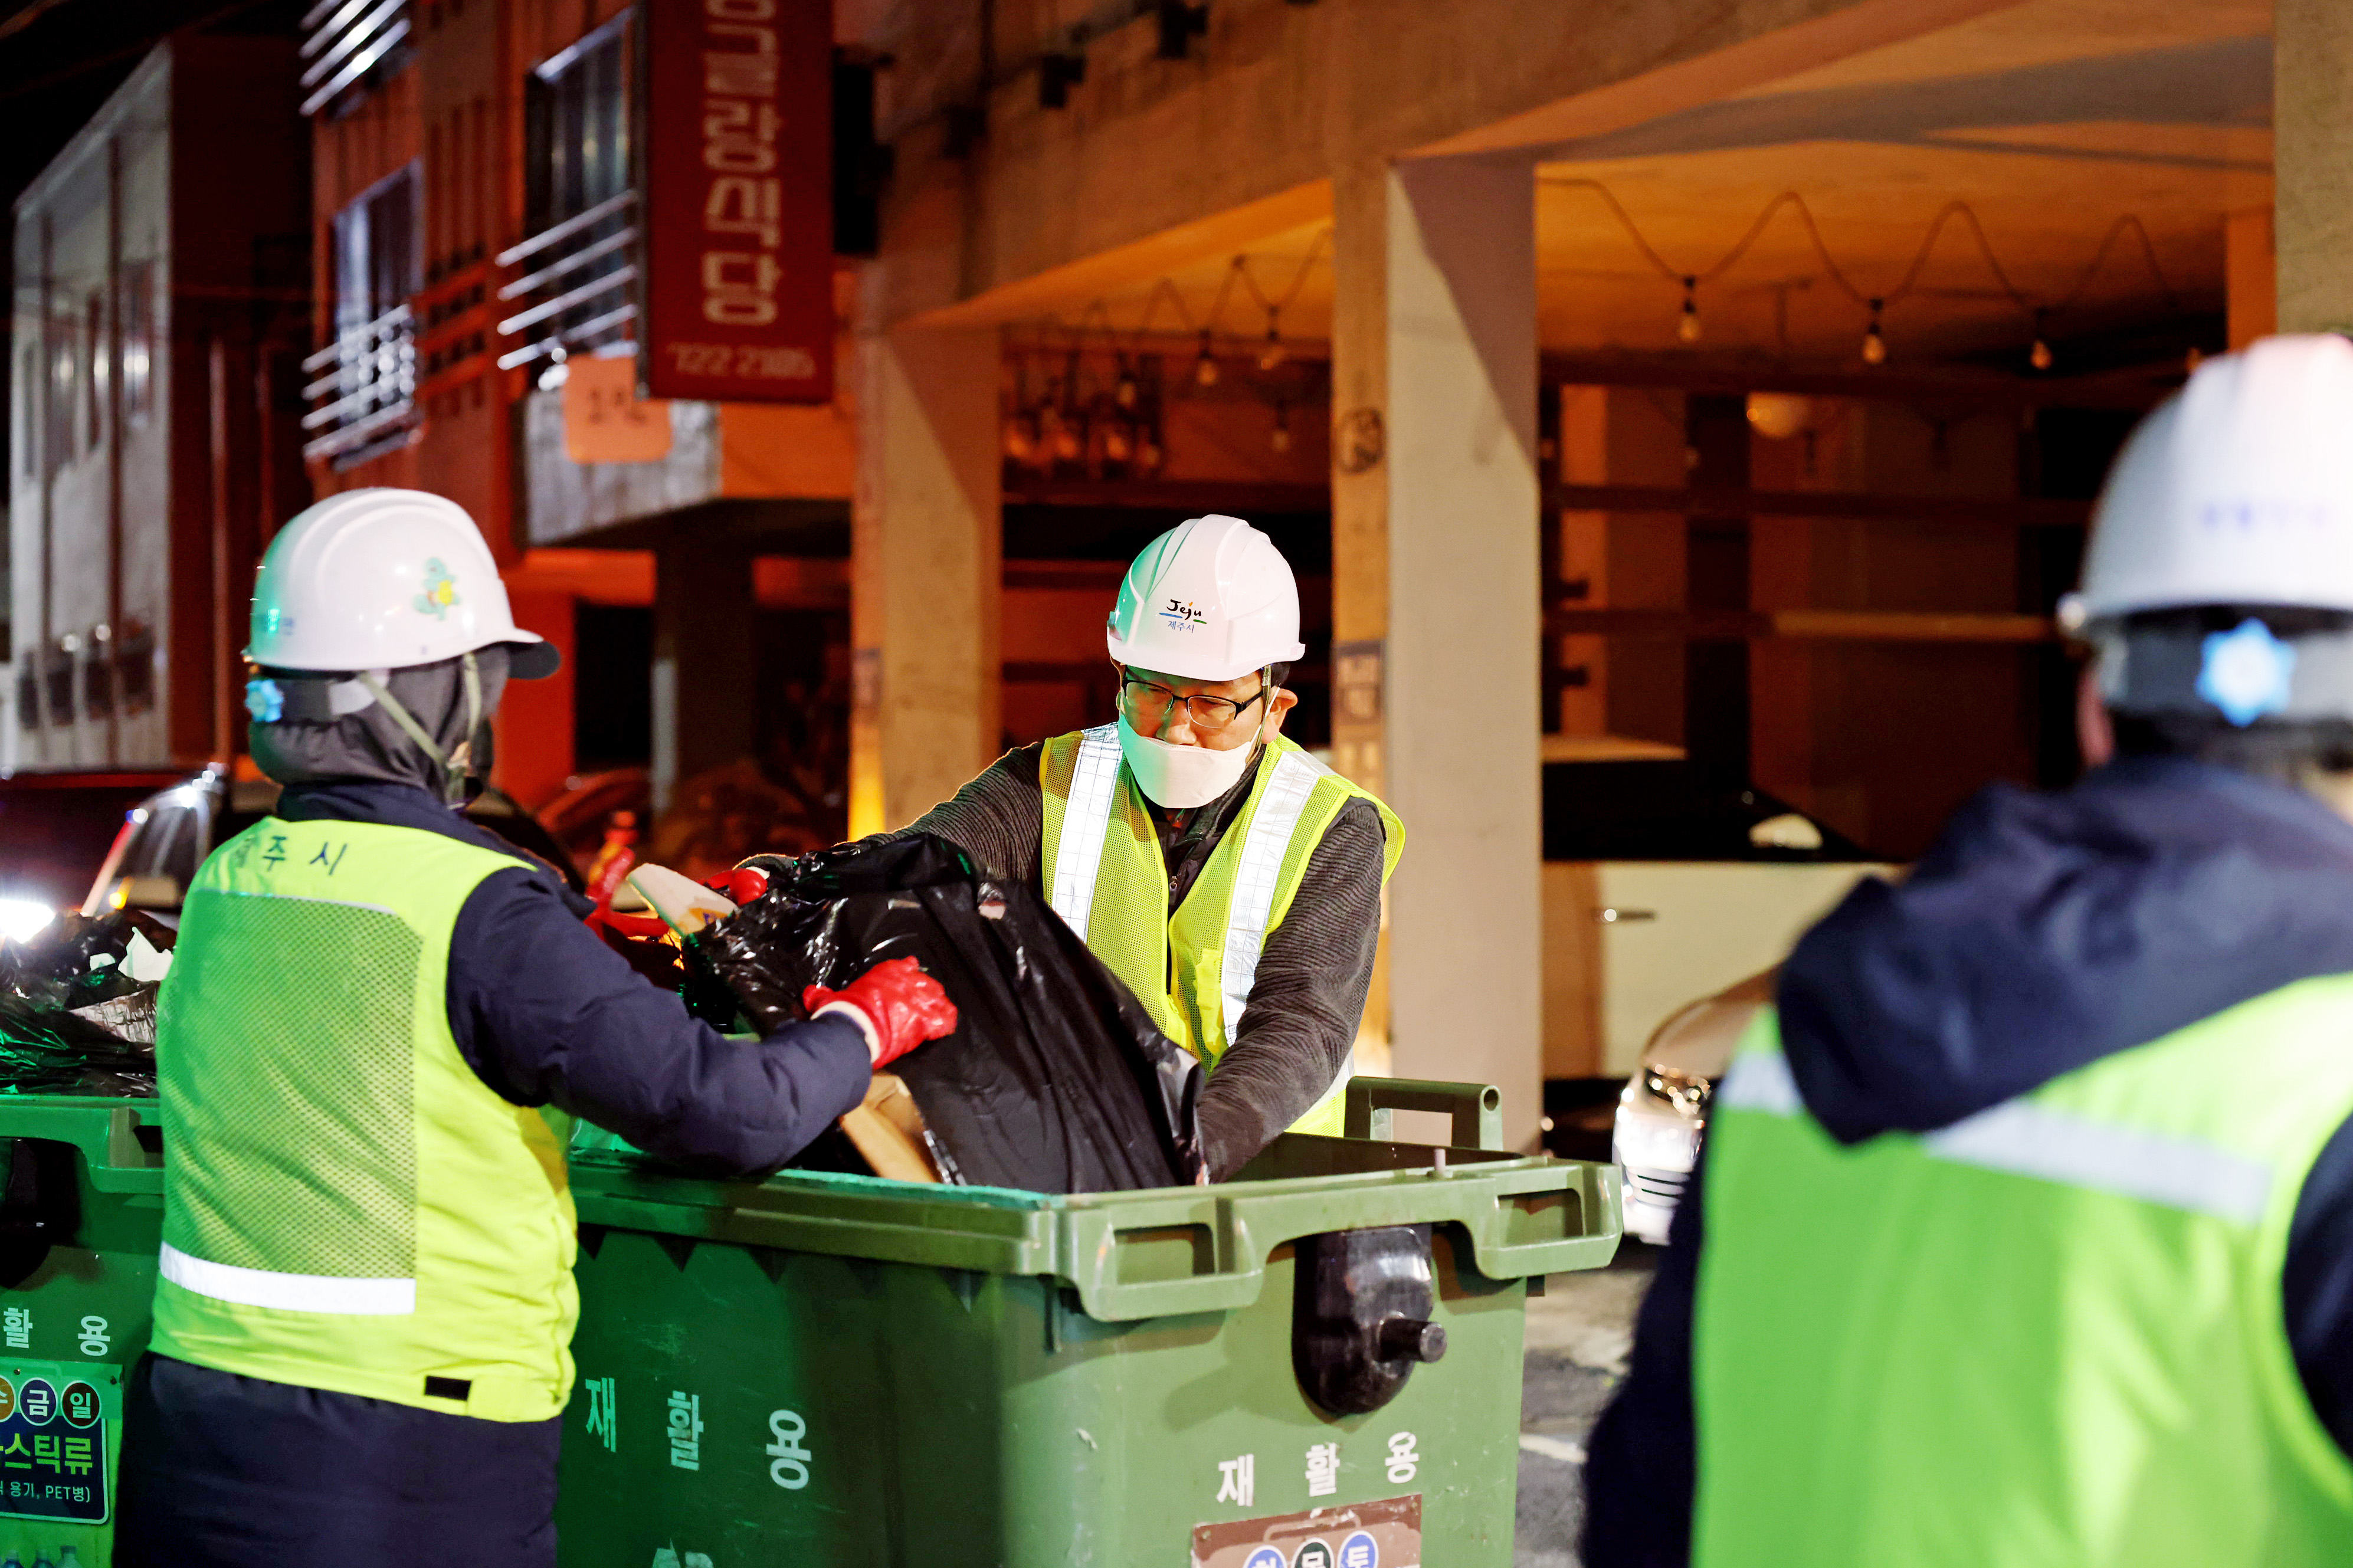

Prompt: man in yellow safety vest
[{"left": 775, "top": 516, "right": 1402, "bottom": 1177}]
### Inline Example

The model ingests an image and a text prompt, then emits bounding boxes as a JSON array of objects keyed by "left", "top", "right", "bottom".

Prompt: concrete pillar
[
  {"left": 849, "top": 325, "right": 1002, "bottom": 835},
  {"left": 1330, "top": 158, "right": 1395, "bottom": 1070},
  {"left": 651, "top": 538, "right": 758, "bottom": 815},
  {"left": 2276, "top": 0, "right": 2353, "bottom": 333},
  {"left": 1376, "top": 156, "right": 1543, "bottom": 1149}
]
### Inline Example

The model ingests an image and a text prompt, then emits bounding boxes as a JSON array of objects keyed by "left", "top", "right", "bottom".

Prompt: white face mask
[{"left": 1117, "top": 714, "right": 1261, "bottom": 809}]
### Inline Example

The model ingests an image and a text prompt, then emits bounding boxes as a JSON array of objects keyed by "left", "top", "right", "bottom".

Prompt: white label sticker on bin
[{"left": 1191, "top": 1494, "right": 1419, "bottom": 1568}]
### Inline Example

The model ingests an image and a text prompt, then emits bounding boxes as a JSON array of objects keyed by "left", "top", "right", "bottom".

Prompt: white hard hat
[
  {"left": 2062, "top": 335, "right": 2353, "bottom": 632},
  {"left": 1106, "top": 515, "right": 1306, "bottom": 682},
  {"left": 248, "top": 488, "right": 556, "bottom": 677}
]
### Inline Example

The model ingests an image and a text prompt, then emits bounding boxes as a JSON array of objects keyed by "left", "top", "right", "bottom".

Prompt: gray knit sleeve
[
  {"left": 881, "top": 744, "right": 1047, "bottom": 884},
  {"left": 1197, "top": 796, "right": 1388, "bottom": 1177}
]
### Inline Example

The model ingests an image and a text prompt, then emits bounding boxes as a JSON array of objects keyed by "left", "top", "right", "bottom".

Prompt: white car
[{"left": 1613, "top": 970, "right": 1774, "bottom": 1245}]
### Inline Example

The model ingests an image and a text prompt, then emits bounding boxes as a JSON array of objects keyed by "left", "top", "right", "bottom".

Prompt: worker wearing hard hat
[
  {"left": 777, "top": 516, "right": 1401, "bottom": 1178},
  {"left": 1585, "top": 336, "right": 2353, "bottom": 1565},
  {"left": 115, "top": 490, "right": 955, "bottom": 1565}
]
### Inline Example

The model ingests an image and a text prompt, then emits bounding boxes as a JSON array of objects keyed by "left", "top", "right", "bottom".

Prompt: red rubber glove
[
  {"left": 803, "top": 956, "right": 958, "bottom": 1070},
  {"left": 708, "top": 867, "right": 770, "bottom": 906}
]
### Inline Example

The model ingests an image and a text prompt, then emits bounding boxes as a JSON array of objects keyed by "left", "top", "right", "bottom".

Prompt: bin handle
[
  {"left": 1343, "top": 1078, "right": 1504, "bottom": 1151},
  {"left": 1055, "top": 1160, "right": 1621, "bottom": 1322},
  {"left": 0, "top": 1103, "right": 166, "bottom": 1195}
]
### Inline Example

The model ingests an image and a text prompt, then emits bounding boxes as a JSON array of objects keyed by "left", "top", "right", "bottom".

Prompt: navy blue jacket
[
  {"left": 1584, "top": 757, "right": 2353, "bottom": 1566},
  {"left": 275, "top": 780, "right": 873, "bottom": 1173}
]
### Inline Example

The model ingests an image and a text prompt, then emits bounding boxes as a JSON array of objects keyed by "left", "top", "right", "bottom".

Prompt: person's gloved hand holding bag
[{"left": 804, "top": 957, "right": 958, "bottom": 1069}]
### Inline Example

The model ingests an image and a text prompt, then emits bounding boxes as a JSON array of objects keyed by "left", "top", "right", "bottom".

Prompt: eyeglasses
[{"left": 1118, "top": 671, "right": 1269, "bottom": 733}]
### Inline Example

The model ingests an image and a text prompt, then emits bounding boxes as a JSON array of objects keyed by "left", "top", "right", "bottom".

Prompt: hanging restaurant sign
[{"left": 641, "top": 0, "right": 833, "bottom": 404}]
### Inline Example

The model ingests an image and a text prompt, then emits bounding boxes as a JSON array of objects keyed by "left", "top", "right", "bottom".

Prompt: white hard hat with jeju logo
[
  {"left": 247, "top": 488, "right": 556, "bottom": 675},
  {"left": 1105, "top": 514, "right": 1307, "bottom": 681}
]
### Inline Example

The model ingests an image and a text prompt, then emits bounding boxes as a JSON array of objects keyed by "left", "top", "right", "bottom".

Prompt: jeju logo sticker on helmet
[
  {"left": 414, "top": 558, "right": 461, "bottom": 621},
  {"left": 1161, "top": 598, "right": 1208, "bottom": 632}
]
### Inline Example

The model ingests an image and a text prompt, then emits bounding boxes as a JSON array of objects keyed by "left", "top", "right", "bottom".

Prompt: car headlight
[
  {"left": 1642, "top": 1065, "right": 1713, "bottom": 1120},
  {"left": 0, "top": 898, "right": 58, "bottom": 947}
]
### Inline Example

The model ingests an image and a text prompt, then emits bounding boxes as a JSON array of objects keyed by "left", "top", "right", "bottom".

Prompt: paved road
[{"left": 1516, "top": 1242, "right": 1660, "bottom": 1567}]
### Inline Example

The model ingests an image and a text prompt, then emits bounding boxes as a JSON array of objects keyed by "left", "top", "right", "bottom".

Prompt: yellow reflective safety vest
[
  {"left": 1039, "top": 727, "right": 1404, "bottom": 1134},
  {"left": 1695, "top": 990, "right": 2353, "bottom": 1566},
  {"left": 151, "top": 818, "right": 578, "bottom": 1423}
]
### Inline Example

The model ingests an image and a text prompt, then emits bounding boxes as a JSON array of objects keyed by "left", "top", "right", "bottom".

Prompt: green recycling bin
[
  {"left": 0, "top": 1098, "right": 166, "bottom": 1567},
  {"left": 558, "top": 1078, "right": 1620, "bottom": 1567}
]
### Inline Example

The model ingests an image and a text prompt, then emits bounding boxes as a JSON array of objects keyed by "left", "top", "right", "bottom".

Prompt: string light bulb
[
  {"left": 1861, "top": 298, "right": 1888, "bottom": 366},
  {"left": 1135, "top": 432, "right": 1163, "bottom": 471},
  {"left": 1270, "top": 406, "right": 1293, "bottom": 454},
  {"left": 1677, "top": 277, "right": 1702, "bottom": 345},
  {"left": 1103, "top": 421, "right": 1134, "bottom": 462},
  {"left": 1002, "top": 414, "right": 1038, "bottom": 463},
  {"left": 1193, "top": 331, "right": 1220, "bottom": 388},
  {"left": 2028, "top": 311, "right": 2053, "bottom": 373},
  {"left": 1114, "top": 356, "right": 1141, "bottom": 409},
  {"left": 1258, "top": 324, "right": 1287, "bottom": 372}
]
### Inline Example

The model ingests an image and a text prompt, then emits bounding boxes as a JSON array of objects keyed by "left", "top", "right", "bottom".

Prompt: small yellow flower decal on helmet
[{"left": 414, "top": 558, "right": 461, "bottom": 621}]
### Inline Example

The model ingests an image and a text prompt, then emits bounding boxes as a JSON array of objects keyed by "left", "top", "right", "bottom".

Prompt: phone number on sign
[{"left": 665, "top": 343, "right": 817, "bottom": 381}]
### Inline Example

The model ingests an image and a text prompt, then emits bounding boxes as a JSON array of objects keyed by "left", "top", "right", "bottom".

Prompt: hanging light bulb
[
  {"left": 1258, "top": 323, "right": 1287, "bottom": 372},
  {"left": 2028, "top": 310, "right": 2053, "bottom": 373},
  {"left": 1270, "top": 406, "right": 1293, "bottom": 454},
  {"left": 1052, "top": 414, "right": 1084, "bottom": 462},
  {"left": 1194, "top": 331, "right": 1220, "bottom": 388},
  {"left": 1103, "top": 421, "right": 1133, "bottom": 462},
  {"left": 1677, "top": 277, "right": 1702, "bottom": 345},
  {"left": 1861, "top": 298, "right": 1888, "bottom": 366},
  {"left": 1135, "top": 431, "right": 1164, "bottom": 471},
  {"left": 1114, "top": 355, "right": 1140, "bottom": 409},
  {"left": 1002, "top": 413, "right": 1038, "bottom": 463}
]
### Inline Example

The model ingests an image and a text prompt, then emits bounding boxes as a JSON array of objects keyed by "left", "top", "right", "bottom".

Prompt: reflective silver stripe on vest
[
  {"left": 1719, "top": 1050, "right": 1804, "bottom": 1116},
  {"left": 159, "top": 1241, "right": 417, "bottom": 1316},
  {"left": 1049, "top": 723, "right": 1123, "bottom": 941},
  {"left": 1715, "top": 1051, "right": 2273, "bottom": 1226},
  {"left": 1220, "top": 747, "right": 1329, "bottom": 1041}
]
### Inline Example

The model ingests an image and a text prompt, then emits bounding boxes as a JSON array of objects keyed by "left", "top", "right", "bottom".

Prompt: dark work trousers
[{"left": 115, "top": 1353, "right": 561, "bottom": 1566}]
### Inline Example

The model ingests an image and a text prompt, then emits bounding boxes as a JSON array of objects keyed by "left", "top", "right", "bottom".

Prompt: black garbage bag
[
  {"left": 0, "top": 911, "right": 159, "bottom": 1096},
  {"left": 695, "top": 834, "right": 1204, "bottom": 1193}
]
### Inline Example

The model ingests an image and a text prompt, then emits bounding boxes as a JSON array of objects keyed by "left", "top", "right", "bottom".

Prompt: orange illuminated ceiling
[
  {"left": 1534, "top": 0, "right": 2271, "bottom": 363},
  {"left": 942, "top": 0, "right": 2270, "bottom": 372}
]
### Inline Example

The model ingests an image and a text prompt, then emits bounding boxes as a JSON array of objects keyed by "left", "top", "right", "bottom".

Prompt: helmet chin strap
[{"left": 355, "top": 651, "right": 481, "bottom": 805}]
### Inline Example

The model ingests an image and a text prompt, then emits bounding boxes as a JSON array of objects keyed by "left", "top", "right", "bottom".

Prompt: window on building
[
  {"left": 83, "top": 291, "right": 106, "bottom": 455},
  {"left": 44, "top": 308, "right": 76, "bottom": 473},
  {"left": 14, "top": 343, "right": 34, "bottom": 478},
  {"left": 337, "top": 164, "right": 422, "bottom": 344},
  {"left": 300, "top": 0, "right": 417, "bottom": 120},
  {"left": 303, "top": 162, "right": 422, "bottom": 465},
  {"left": 527, "top": 14, "right": 633, "bottom": 235},
  {"left": 120, "top": 260, "right": 155, "bottom": 426},
  {"left": 502, "top": 12, "right": 636, "bottom": 372}
]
